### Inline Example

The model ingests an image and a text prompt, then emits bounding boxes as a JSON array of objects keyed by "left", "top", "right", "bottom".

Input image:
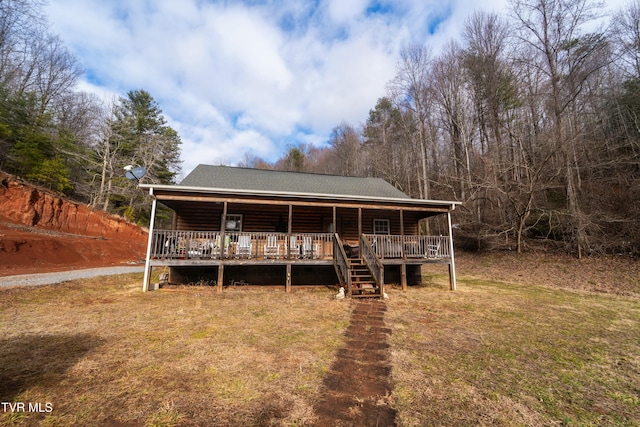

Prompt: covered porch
[{"left": 140, "top": 178, "right": 460, "bottom": 295}]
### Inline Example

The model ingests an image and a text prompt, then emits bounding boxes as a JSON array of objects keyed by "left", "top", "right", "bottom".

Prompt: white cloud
[
  {"left": 46, "top": 0, "right": 626, "bottom": 177},
  {"left": 327, "top": 0, "right": 370, "bottom": 23}
]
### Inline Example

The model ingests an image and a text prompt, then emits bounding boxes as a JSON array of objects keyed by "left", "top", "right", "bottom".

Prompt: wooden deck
[
  {"left": 150, "top": 230, "right": 451, "bottom": 265},
  {"left": 147, "top": 231, "right": 454, "bottom": 293}
]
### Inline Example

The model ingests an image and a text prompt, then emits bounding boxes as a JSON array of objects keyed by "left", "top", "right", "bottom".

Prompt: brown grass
[
  {"left": 388, "top": 253, "right": 640, "bottom": 426},
  {"left": 0, "top": 277, "right": 352, "bottom": 426},
  {"left": 1, "top": 252, "right": 639, "bottom": 426}
]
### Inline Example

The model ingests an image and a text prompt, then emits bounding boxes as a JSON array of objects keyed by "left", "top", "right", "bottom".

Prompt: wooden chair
[
  {"left": 289, "top": 235, "right": 300, "bottom": 258},
  {"left": 188, "top": 239, "right": 203, "bottom": 258},
  {"left": 263, "top": 234, "right": 280, "bottom": 258},
  {"left": 211, "top": 235, "right": 230, "bottom": 258},
  {"left": 426, "top": 240, "right": 441, "bottom": 258},
  {"left": 302, "top": 236, "right": 318, "bottom": 258},
  {"left": 236, "top": 234, "right": 253, "bottom": 258}
]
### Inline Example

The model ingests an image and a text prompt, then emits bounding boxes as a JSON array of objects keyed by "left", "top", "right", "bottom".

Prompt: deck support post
[
  {"left": 142, "top": 195, "right": 158, "bottom": 292},
  {"left": 401, "top": 262, "right": 407, "bottom": 291},
  {"left": 447, "top": 210, "right": 457, "bottom": 291},
  {"left": 286, "top": 263, "right": 292, "bottom": 292},
  {"left": 287, "top": 204, "right": 293, "bottom": 258},
  {"left": 220, "top": 202, "right": 228, "bottom": 257},
  {"left": 217, "top": 264, "right": 224, "bottom": 293},
  {"left": 400, "top": 209, "right": 405, "bottom": 259},
  {"left": 332, "top": 206, "right": 336, "bottom": 234}
]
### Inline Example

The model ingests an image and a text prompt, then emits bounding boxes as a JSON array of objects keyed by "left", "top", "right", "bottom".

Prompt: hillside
[{"left": 0, "top": 171, "right": 148, "bottom": 276}]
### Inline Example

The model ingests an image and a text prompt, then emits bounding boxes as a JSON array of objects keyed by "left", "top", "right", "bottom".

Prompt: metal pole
[
  {"left": 218, "top": 202, "right": 228, "bottom": 293},
  {"left": 447, "top": 209, "right": 457, "bottom": 291},
  {"left": 142, "top": 191, "right": 158, "bottom": 292}
]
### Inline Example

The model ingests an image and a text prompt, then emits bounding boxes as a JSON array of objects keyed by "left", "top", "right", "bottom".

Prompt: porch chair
[
  {"left": 302, "top": 236, "right": 318, "bottom": 258},
  {"left": 289, "top": 235, "right": 300, "bottom": 258},
  {"left": 263, "top": 234, "right": 280, "bottom": 258},
  {"left": 236, "top": 234, "right": 253, "bottom": 258},
  {"left": 163, "top": 236, "right": 177, "bottom": 258},
  {"left": 426, "top": 240, "right": 441, "bottom": 258},
  {"left": 211, "top": 235, "right": 230, "bottom": 258},
  {"left": 188, "top": 239, "right": 203, "bottom": 258}
]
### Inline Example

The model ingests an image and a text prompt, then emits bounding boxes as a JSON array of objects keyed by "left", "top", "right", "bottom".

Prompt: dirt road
[{"left": 0, "top": 266, "right": 144, "bottom": 288}]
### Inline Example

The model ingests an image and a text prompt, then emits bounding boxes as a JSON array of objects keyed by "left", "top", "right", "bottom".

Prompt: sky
[{"left": 45, "top": 0, "right": 622, "bottom": 178}]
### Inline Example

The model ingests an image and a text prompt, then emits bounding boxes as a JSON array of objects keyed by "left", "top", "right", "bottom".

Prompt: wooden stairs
[{"left": 347, "top": 258, "right": 382, "bottom": 298}]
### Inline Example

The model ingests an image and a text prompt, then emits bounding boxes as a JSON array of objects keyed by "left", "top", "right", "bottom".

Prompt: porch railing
[
  {"left": 360, "top": 234, "right": 383, "bottom": 287},
  {"left": 333, "top": 233, "right": 350, "bottom": 288},
  {"left": 363, "top": 234, "right": 450, "bottom": 259},
  {"left": 151, "top": 230, "right": 333, "bottom": 260}
]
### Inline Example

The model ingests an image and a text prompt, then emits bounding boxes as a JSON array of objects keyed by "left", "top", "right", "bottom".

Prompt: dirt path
[{"left": 313, "top": 300, "right": 396, "bottom": 426}]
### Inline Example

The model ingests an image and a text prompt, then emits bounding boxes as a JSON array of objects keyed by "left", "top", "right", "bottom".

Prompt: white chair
[
  {"left": 289, "top": 236, "right": 300, "bottom": 258},
  {"left": 188, "top": 239, "right": 203, "bottom": 258},
  {"left": 211, "top": 235, "right": 230, "bottom": 258},
  {"left": 302, "top": 236, "right": 318, "bottom": 258},
  {"left": 263, "top": 234, "right": 280, "bottom": 258},
  {"left": 426, "top": 240, "right": 441, "bottom": 258},
  {"left": 236, "top": 234, "right": 253, "bottom": 258}
]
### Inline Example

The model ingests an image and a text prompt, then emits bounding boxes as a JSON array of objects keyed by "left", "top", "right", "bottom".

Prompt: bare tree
[
  {"left": 510, "top": 0, "right": 609, "bottom": 257},
  {"left": 431, "top": 41, "right": 475, "bottom": 202},
  {"left": 91, "top": 98, "right": 122, "bottom": 210},
  {"left": 328, "top": 123, "right": 364, "bottom": 176},
  {"left": 387, "top": 44, "right": 435, "bottom": 199},
  {"left": 611, "top": 0, "right": 640, "bottom": 78},
  {"left": 363, "top": 97, "right": 411, "bottom": 190},
  {"left": 0, "top": 0, "right": 44, "bottom": 90}
]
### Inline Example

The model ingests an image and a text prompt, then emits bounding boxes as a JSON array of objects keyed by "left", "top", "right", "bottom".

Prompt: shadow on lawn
[{"left": 0, "top": 333, "right": 103, "bottom": 401}]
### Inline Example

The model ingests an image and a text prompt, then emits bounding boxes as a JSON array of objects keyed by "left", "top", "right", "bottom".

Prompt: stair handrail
[
  {"left": 333, "top": 233, "right": 352, "bottom": 293},
  {"left": 360, "top": 234, "right": 383, "bottom": 290}
]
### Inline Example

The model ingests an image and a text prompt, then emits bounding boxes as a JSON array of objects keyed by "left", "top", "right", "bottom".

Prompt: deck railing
[
  {"left": 333, "top": 233, "right": 351, "bottom": 289},
  {"left": 363, "top": 234, "right": 450, "bottom": 259},
  {"left": 151, "top": 230, "right": 449, "bottom": 261},
  {"left": 151, "top": 230, "right": 334, "bottom": 260},
  {"left": 360, "top": 234, "right": 383, "bottom": 286}
]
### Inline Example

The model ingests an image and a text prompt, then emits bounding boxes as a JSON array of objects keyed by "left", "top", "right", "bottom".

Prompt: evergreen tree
[{"left": 102, "top": 89, "right": 181, "bottom": 224}]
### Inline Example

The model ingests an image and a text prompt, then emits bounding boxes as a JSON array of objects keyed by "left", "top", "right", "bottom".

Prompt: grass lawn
[{"left": 1, "top": 253, "right": 639, "bottom": 426}]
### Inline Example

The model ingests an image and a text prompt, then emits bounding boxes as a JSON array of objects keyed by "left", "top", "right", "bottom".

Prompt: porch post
[
  {"left": 218, "top": 201, "right": 228, "bottom": 293},
  {"left": 142, "top": 194, "right": 158, "bottom": 292},
  {"left": 220, "top": 201, "right": 227, "bottom": 254},
  {"left": 332, "top": 206, "right": 337, "bottom": 234},
  {"left": 400, "top": 209, "right": 405, "bottom": 259},
  {"left": 358, "top": 207, "right": 362, "bottom": 238},
  {"left": 217, "top": 265, "right": 224, "bottom": 293},
  {"left": 287, "top": 204, "right": 293, "bottom": 258},
  {"left": 447, "top": 210, "right": 457, "bottom": 291},
  {"left": 401, "top": 263, "right": 407, "bottom": 291},
  {"left": 286, "top": 263, "right": 292, "bottom": 292}
]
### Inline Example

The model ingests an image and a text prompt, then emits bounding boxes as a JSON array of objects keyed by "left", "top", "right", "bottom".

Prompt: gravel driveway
[{"left": 0, "top": 266, "right": 145, "bottom": 288}]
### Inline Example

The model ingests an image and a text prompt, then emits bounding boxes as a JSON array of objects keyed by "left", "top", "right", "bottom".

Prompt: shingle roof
[{"left": 179, "top": 165, "right": 411, "bottom": 200}]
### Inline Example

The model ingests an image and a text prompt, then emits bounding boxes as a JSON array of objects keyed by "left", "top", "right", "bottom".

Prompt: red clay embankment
[{"left": 0, "top": 171, "right": 148, "bottom": 276}]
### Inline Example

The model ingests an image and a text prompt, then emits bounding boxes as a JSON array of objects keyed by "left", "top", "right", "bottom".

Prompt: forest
[
  {"left": 1, "top": 0, "right": 638, "bottom": 256},
  {"left": 247, "top": 0, "right": 640, "bottom": 257},
  {"left": 0, "top": 1, "right": 181, "bottom": 224}
]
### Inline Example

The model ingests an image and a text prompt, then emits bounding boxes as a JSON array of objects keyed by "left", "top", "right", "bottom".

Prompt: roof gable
[{"left": 179, "top": 165, "right": 411, "bottom": 200}]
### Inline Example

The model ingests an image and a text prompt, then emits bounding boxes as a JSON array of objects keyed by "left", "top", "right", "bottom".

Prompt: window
[
  {"left": 373, "top": 219, "right": 390, "bottom": 235},
  {"left": 224, "top": 214, "right": 242, "bottom": 231}
]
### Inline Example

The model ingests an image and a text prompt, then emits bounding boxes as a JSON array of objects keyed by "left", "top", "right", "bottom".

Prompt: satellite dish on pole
[{"left": 124, "top": 165, "right": 147, "bottom": 182}]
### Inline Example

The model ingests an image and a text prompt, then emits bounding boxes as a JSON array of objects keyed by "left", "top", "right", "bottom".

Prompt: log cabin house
[{"left": 139, "top": 165, "right": 460, "bottom": 297}]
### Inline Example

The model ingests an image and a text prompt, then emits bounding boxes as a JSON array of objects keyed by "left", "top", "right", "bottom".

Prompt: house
[{"left": 139, "top": 165, "right": 461, "bottom": 297}]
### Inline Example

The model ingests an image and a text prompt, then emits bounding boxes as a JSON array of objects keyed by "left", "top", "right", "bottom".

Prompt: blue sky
[{"left": 45, "top": 0, "right": 524, "bottom": 177}]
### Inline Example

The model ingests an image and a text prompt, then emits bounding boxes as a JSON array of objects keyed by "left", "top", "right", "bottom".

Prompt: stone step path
[{"left": 313, "top": 300, "right": 396, "bottom": 426}]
